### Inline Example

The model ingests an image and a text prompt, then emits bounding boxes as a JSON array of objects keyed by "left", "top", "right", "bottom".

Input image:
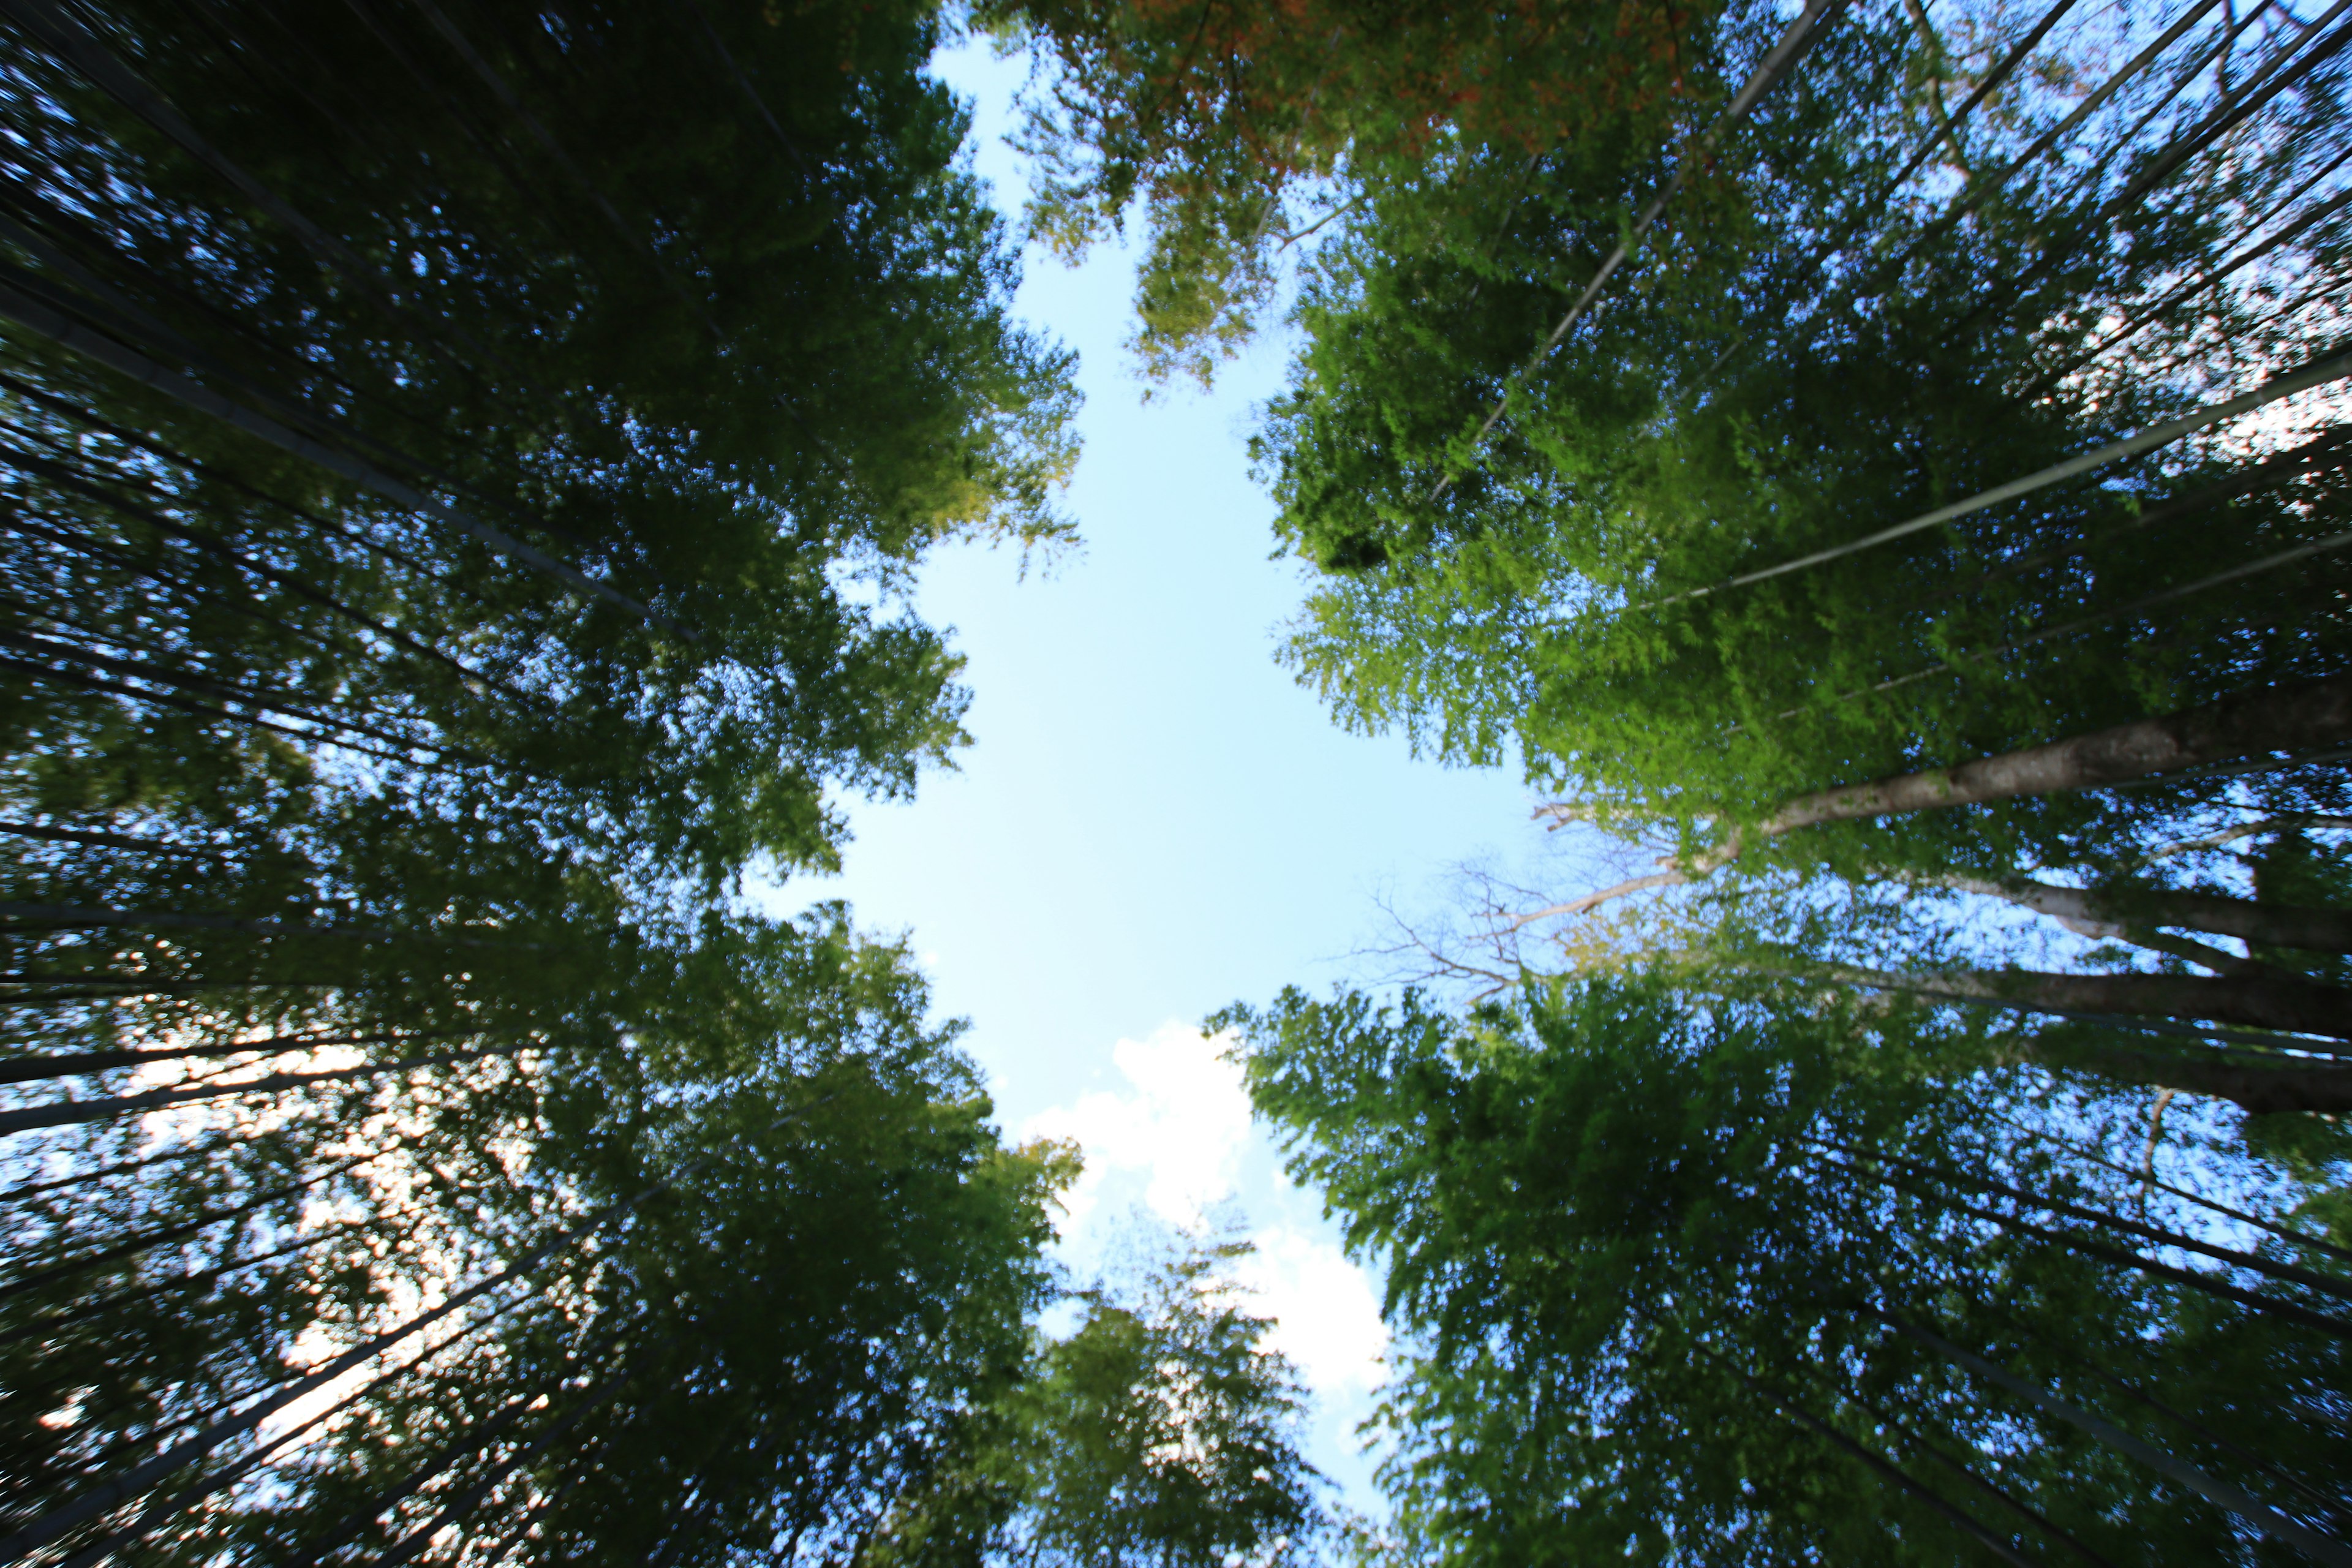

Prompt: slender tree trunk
[
  {"left": 0, "top": 1165, "right": 690, "bottom": 1564},
  {"left": 1550, "top": 676, "right": 2352, "bottom": 918},
  {"left": 296, "top": 1322, "right": 638, "bottom": 1564},
  {"left": 1840, "top": 1388, "right": 2119, "bottom": 1567},
  {"left": 0, "top": 906, "right": 527, "bottom": 954},
  {"left": 0, "top": 624, "right": 453, "bottom": 757},
  {"left": 0, "top": 276, "right": 677, "bottom": 635},
  {"left": 0, "top": 1213, "right": 390, "bottom": 1351},
  {"left": 371, "top": 1359, "right": 647, "bottom": 1568},
  {"left": 1814, "top": 1137, "right": 2352, "bottom": 1299},
  {"left": 1877, "top": 1312, "right": 2352, "bottom": 1567},
  {"left": 2010, "top": 1035, "right": 2352, "bottom": 1114},
  {"left": 42, "top": 1285, "right": 540, "bottom": 1568},
  {"left": 6, "top": 445, "right": 535, "bottom": 708},
  {"left": 1867, "top": 1167, "right": 2352, "bottom": 1340},
  {"left": 2, "top": 1126, "right": 265, "bottom": 1207},
  {"left": 299, "top": 1392, "right": 540, "bottom": 1563},
  {"left": 0, "top": 1028, "right": 475, "bottom": 1087},
  {"left": 0, "top": 821, "right": 227, "bottom": 861},
  {"left": 0, "top": 1144, "right": 394, "bottom": 1305},
  {"left": 1816, "top": 960, "right": 2352, "bottom": 1040},
  {"left": 1948, "top": 874, "right": 2352, "bottom": 956},
  {"left": 0, "top": 366, "right": 475, "bottom": 604},
  {"left": 0, "top": 646, "right": 439, "bottom": 769},
  {"left": 1758, "top": 671, "right": 2352, "bottom": 835},
  {"left": 1991, "top": 1117, "right": 2352, "bottom": 1264},
  {"left": 0, "top": 1041, "right": 532, "bottom": 1137},
  {"left": 1936, "top": 874, "right": 2288, "bottom": 976},
  {"left": 1702, "top": 1351, "right": 2034, "bottom": 1567}
]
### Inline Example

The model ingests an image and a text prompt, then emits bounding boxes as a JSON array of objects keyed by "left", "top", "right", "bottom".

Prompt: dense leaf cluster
[
  {"left": 1003, "top": 0, "right": 2352, "bottom": 1559},
  {"left": 0, "top": 2, "right": 1190, "bottom": 1566}
]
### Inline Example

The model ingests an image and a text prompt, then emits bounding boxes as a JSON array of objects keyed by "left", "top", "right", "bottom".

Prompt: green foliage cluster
[
  {"left": 1229, "top": 976, "right": 2352, "bottom": 1566},
  {"left": 973, "top": 0, "right": 1731, "bottom": 382},
  {"left": 1001, "top": 0, "right": 2352, "bottom": 1558},
  {"left": 874, "top": 1229, "right": 1327, "bottom": 1568},
  {"left": 0, "top": 3, "right": 1308, "bottom": 1566}
]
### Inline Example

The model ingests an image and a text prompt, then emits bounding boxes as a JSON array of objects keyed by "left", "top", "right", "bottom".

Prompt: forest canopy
[
  {"left": 997, "top": 0, "right": 2352, "bottom": 1559},
  {"left": 5, "top": 0, "right": 2351, "bottom": 1564},
  {"left": 0, "top": 3, "right": 1314, "bottom": 1566}
]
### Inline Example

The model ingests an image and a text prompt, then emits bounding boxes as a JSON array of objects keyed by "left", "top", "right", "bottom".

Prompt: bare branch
[
  {"left": 1538, "top": 870, "right": 1694, "bottom": 921},
  {"left": 2125, "top": 813, "right": 2352, "bottom": 868}
]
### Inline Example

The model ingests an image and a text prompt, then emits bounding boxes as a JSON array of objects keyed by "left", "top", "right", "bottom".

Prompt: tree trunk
[
  {"left": 1758, "top": 671, "right": 2352, "bottom": 834},
  {"left": 1955, "top": 875, "right": 2352, "bottom": 956},
  {"left": 0, "top": 1166, "right": 691, "bottom": 1564},
  {"left": 0, "top": 1028, "right": 474, "bottom": 1087},
  {"left": 2016, "top": 1036, "right": 2352, "bottom": 1114},
  {"left": 1839, "top": 1387, "right": 2114, "bottom": 1566},
  {"left": 0, "top": 1042, "right": 531, "bottom": 1137},
  {"left": 1703, "top": 1351, "right": 2035, "bottom": 1567},
  {"left": 7, "top": 443, "right": 536, "bottom": 710},
  {"left": 1819, "top": 960, "right": 2352, "bottom": 1040},
  {"left": 1880, "top": 1312, "right": 2352, "bottom": 1566},
  {"left": 0, "top": 821, "right": 226, "bottom": 861},
  {"left": 0, "top": 1144, "right": 393, "bottom": 1306},
  {"left": 296, "top": 1321, "right": 636, "bottom": 1565},
  {"left": 371, "top": 1359, "right": 646, "bottom": 1568},
  {"left": 0, "top": 276, "right": 677, "bottom": 635},
  {"left": 1556, "top": 677, "right": 2352, "bottom": 916},
  {"left": 1817, "top": 1137, "right": 2352, "bottom": 1298},
  {"left": 0, "top": 1213, "right": 386, "bottom": 1351},
  {"left": 0, "top": 905, "right": 519, "bottom": 951}
]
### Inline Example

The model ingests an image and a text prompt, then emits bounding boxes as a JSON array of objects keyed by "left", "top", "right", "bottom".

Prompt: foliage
[
  {"left": 1227, "top": 974, "right": 2352, "bottom": 1566},
  {"left": 875, "top": 1226, "right": 1327, "bottom": 1568},
  {"left": 971, "top": 0, "right": 1740, "bottom": 381},
  {"left": 0, "top": 1, "right": 1107, "bottom": 1563}
]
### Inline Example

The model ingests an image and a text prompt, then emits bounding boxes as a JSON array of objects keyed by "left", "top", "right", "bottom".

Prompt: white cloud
[
  {"left": 1235, "top": 1223, "right": 1389, "bottom": 1395},
  {"left": 1020, "top": 1021, "right": 1254, "bottom": 1231},
  {"left": 1018, "top": 1022, "right": 1390, "bottom": 1398}
]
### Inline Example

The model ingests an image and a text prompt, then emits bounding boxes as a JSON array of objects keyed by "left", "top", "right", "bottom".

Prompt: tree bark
[
  {"left": 1758, "top": 671, "right": 2352, "bottom": 835},
  {"left": 2016, "top": 1037, "right": 2352, "bottom": 1114},
  {"left": 1540, "top": 679, "right": 2352, "bottom": 921},
  {"left": 1951, "top": 874, "right": 2352, "bottom": 956},
  {"left": 1820, "top": 960, "right": 2352, "bottom": 1040}
]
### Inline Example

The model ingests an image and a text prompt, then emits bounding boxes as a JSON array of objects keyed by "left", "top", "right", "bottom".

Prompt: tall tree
[
  {"left": 872, "top": 1226, "right": 1327, "bottom": 1568},
  {"left": 1228, "top": 974, "right": 2352, "bottom": 1566},
  {"left": 0, "top": 2, "right": 1101, "bottom": 1564}
]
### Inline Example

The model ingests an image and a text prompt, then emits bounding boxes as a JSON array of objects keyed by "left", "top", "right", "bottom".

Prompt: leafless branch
[{"left": 2124, "top": 812, "right": 2352, "bottom": 868}]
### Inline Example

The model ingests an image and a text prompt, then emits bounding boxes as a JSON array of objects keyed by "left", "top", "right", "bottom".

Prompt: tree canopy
[
  {"left": 10, "top": 0, "right": 2352, "bottom": 1562},
  {"left": 0, "top": 2, "right": 1169, "bottom": 1565},
  {"left": 992, "top": 0, "right": 2352, "bottom": 1558}
]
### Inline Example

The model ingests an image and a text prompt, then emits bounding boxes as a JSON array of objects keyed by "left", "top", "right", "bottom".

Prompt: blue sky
[{"left": 756, "top": 34, "right": 1584, "bottom": 1508}]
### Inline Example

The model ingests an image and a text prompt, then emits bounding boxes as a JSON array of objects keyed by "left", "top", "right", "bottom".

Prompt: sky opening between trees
[{"left": 1, "top": 0, "right": 2347, "bottom": 1564}]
